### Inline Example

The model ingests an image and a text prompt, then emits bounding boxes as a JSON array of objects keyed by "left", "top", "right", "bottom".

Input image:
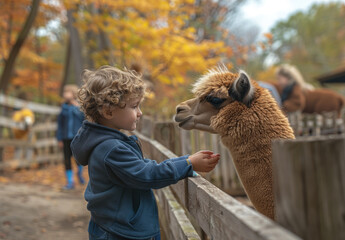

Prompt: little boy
[
  {"left": 71, "top": 66, "right": 220, "bottom": 240},
  {"left": 57, "top": 84, "right": 85, "bottom": 189}
]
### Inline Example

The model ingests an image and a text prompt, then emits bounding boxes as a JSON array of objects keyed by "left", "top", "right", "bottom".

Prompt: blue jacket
[
  {"left": 56, "top": 103, "right": 84, "bottom": 141},
  {"left": 71, "top": 121, "right": 193, "bottom": 239}
]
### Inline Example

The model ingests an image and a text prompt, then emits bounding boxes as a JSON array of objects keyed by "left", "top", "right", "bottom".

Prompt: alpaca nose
[{"left": 176, "top": 105, "right": 187, "bottom": 114}]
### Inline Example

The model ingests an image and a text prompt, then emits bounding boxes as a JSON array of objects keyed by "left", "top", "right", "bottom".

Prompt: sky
[{"left": 239, "top": 0, "right": 345, "bottom": 35}]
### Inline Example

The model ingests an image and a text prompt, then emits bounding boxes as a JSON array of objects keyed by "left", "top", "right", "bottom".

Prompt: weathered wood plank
[
  {"left": 32, "top": 122, "right": 57, "bottom": 132},
  {"left": 0, "top": 138, "right": 58, "bottom": 148},
  {"left": 154, "top": 187, "right": 201, "bottom": 240},
  {"left": 0, "top": 93, "right": 60, "bottom": 115},
  {"left": 273, "top": 135, "right": 345, "bottom": 240},
  {"left": 0, "top": 139, "right": 33, "bottom": 147},
  {"left": 0, "top": 153, "right": 62, "bottom": 170},
  {"left": 0, "top": 116, "right": 26, "bottom": 129},
  {"left": 136, "top": 131, "right": 300, "bottom": 240}
]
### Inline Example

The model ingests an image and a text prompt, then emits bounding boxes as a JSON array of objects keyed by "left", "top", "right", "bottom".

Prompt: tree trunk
[
  {"left": 0, "top": 0, "right": 41, "bottom": 93},
  {"left": 98, "top": 7, "right": 114, "bottom": 65},
  {"left": 35, "top": 29, "right": 44, "bottom": 102},
  {"left": 60, "top": 37, "right": 71, "bottom": 96},
  {"left": 67, "top": 8, "right": 83, "bottom": 86},
  {"left": 85, "top": 3, "right": 97, "bottom": 69}
]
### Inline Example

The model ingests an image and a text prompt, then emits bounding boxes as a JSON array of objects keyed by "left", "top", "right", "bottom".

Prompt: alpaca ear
[{"left": 228, "top": 71, "right": 254, "bottom": 107}]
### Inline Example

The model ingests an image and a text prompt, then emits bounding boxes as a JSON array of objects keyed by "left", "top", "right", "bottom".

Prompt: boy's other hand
[
  {"left": 189, "top": 150, "right": 220, "bottom": 173},
  {"left": 71, "top": 99, "right": 79, "bottom": 106},
  {"left": 58, "top": 141, "right": 63, "bottom": 149}
]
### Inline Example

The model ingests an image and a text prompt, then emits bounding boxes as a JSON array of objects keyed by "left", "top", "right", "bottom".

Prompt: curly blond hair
[{"left": 78, "top": 65, "right": 146, "bottom": 123}]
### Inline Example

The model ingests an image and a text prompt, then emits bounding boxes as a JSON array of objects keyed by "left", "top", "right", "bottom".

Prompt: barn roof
[{"left": 316, "top": 67, "right": 345, "bottom": 86}]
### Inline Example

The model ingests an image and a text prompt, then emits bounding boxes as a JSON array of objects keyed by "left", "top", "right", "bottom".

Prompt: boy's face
[
  {"left": 104, "top": 97, "right": 143, "bottom": 131},
  {"left": 63, "top": 90, "right": 75, "bottom": 102}
]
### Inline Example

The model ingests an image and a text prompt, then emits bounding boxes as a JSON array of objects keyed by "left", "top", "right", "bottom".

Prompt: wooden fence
[
  {"left": 136, "top": 131, "right": 301, "bottom": 240},
  {"left": 273, "top": 135, "right": 345, "bottom": 240},
  {"left": 288, "top": 110, "right": 345, "bottom": 136},
  {"left": 0, "top": 94, "right": 61, "bottom": 170}
]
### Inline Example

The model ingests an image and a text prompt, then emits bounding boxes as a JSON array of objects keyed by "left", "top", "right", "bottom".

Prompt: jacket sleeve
[
  {"left": 104, "top": 143, "right": 193, "bottom": 190},
  {"left": 283, "top": 84, "right": 306, "bottom": 113},
  {"left": 56, "top": 112, "right": 63, "bottom": 141}
]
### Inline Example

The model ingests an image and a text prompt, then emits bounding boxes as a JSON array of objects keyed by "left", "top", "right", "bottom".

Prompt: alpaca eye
[{"left": 205, "top": 96, "right": 226, "bottom": 108}]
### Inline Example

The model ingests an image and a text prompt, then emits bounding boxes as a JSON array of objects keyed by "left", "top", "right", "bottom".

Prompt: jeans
[{"left": 88, "top": 219, "right": 161, "bottom": 240}]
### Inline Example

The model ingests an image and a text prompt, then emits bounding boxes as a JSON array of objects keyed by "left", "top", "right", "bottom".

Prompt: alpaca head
[{"left": 175, "top": 66, "right": 258, "bottom": 134}]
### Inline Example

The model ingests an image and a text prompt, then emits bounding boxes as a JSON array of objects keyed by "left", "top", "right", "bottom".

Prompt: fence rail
[{"left": 0, "top": 93, "right": 60, "bottom": 115}]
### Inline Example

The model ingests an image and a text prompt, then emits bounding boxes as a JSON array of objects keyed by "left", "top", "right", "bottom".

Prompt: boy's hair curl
[{"left": 78, "top": 65, "right": 146, "bottom": 123}]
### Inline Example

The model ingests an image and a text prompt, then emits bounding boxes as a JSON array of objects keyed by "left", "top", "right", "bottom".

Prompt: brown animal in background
[
  {"left": 274, "top": 64, "right": 345, "bottom": 115},
  {"left": 270, "top": 82, "right": 345, "bottom": 116},
  {"left": 302, "top": 89, "right": 344, "bottom": 115},
  {"left": 175, "top": 67, "right": 295, "bottom": 219}
]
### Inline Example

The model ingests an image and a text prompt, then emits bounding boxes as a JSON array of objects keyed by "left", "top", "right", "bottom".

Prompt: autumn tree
[
  {"left": 0, "top": 0, "right": 64, "bottom": 102},
  {"left": 0, "top": 0, "right": 41, "bottom": 92},
  {"left": 63, "top": 0, "right": 241, "bottom": 117}
]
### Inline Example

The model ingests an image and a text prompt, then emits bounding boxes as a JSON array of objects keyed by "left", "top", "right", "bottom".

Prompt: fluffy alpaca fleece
[{"left": 178, "top": 68, "right": 295, "bottom": 219}]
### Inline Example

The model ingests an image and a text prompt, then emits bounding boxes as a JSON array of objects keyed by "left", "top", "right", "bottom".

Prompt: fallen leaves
[{"left": 0, "top": 163, "right": 88, "bottom": 190}]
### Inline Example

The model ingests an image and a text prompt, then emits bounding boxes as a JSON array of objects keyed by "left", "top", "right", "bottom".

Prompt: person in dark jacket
[
  {"left": 57, "top": 84, "right": 85, "bottom": 189},
  {"left": 71, "top": 66, "right": 220, "bottom": 240}
]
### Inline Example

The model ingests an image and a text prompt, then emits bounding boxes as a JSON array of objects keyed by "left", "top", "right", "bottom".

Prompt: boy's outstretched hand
[{"left": 189, "top": 150, "right": 220, "bottom": 173}]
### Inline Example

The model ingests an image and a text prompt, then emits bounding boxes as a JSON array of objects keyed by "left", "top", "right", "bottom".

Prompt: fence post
[
  {"left": 153, "top": 121, "right": 180, "bottom": 155},
  {"left": 137, "top": 116, "right": 154, "bottom": 138},
  {"left": 272, "top": 135, "right": 345, "bottom": 240}
]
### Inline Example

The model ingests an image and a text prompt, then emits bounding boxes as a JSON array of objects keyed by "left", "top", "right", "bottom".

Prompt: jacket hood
[{"left": 71, "top": 121, "right": 133, "bottom": 166}]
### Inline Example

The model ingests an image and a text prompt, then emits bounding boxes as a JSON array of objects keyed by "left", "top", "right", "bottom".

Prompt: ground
[{"left": 0, "top": 164, "right": 89, "bottom": 240}]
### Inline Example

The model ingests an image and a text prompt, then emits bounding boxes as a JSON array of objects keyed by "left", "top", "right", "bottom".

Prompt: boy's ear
[
  {"left": 228, "top": 70, "right": 255, "bottom": 107},
  {"left": 101, "top": 106, "right": 113, "bottom": 119}
]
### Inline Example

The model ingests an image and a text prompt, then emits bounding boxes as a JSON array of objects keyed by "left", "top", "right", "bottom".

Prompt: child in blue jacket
[
  {"left": 71, "top": 66, "right": 220, "bottom": 240},
  {"left": 57, "top": 84, "right": 85, "bottom": 189}
]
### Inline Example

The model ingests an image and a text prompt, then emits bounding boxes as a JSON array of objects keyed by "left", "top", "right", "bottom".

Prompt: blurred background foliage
[{"left": 0, "top": 0, "right": 344, "bottom": 119}]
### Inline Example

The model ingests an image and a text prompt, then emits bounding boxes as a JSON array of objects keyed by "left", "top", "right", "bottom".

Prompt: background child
[
  {"left": 71, "top": 66, "right": 220, "bottom": 240},
  {"left": 57, "top": 84, "right": 85, "bottom": 190}
]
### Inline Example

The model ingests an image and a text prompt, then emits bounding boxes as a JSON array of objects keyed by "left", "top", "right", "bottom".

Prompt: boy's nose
[{"left": 137, "top": 108, "right": 142, "bottom": 117}]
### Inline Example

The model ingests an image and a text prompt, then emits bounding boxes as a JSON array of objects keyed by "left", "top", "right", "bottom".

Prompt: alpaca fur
[{"left": 175, "top": 67, "right": 295, "bottom": 219}]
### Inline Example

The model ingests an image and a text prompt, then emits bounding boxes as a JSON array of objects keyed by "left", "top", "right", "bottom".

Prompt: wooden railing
[{"left": 0, "top": 94, "right": 60, "bottom": 170}]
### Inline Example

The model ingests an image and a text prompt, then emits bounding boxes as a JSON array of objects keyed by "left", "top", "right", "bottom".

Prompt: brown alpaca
[
  {"left": 175, "top": 67, "right": 295, "bottom": 219},
  {"left": 270, "top": 82, "right": 345, "bottom": 115},
  {"left": 303, "top": 89, "right": 345, "bottom": 115}
]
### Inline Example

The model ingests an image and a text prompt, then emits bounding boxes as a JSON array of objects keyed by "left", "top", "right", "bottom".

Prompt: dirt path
[
  {"left": 0, "top": 183, "right": 89, "bottom": 240},
  {"left": 0, "top": 164, "right": 90, "bottom": 240}
]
